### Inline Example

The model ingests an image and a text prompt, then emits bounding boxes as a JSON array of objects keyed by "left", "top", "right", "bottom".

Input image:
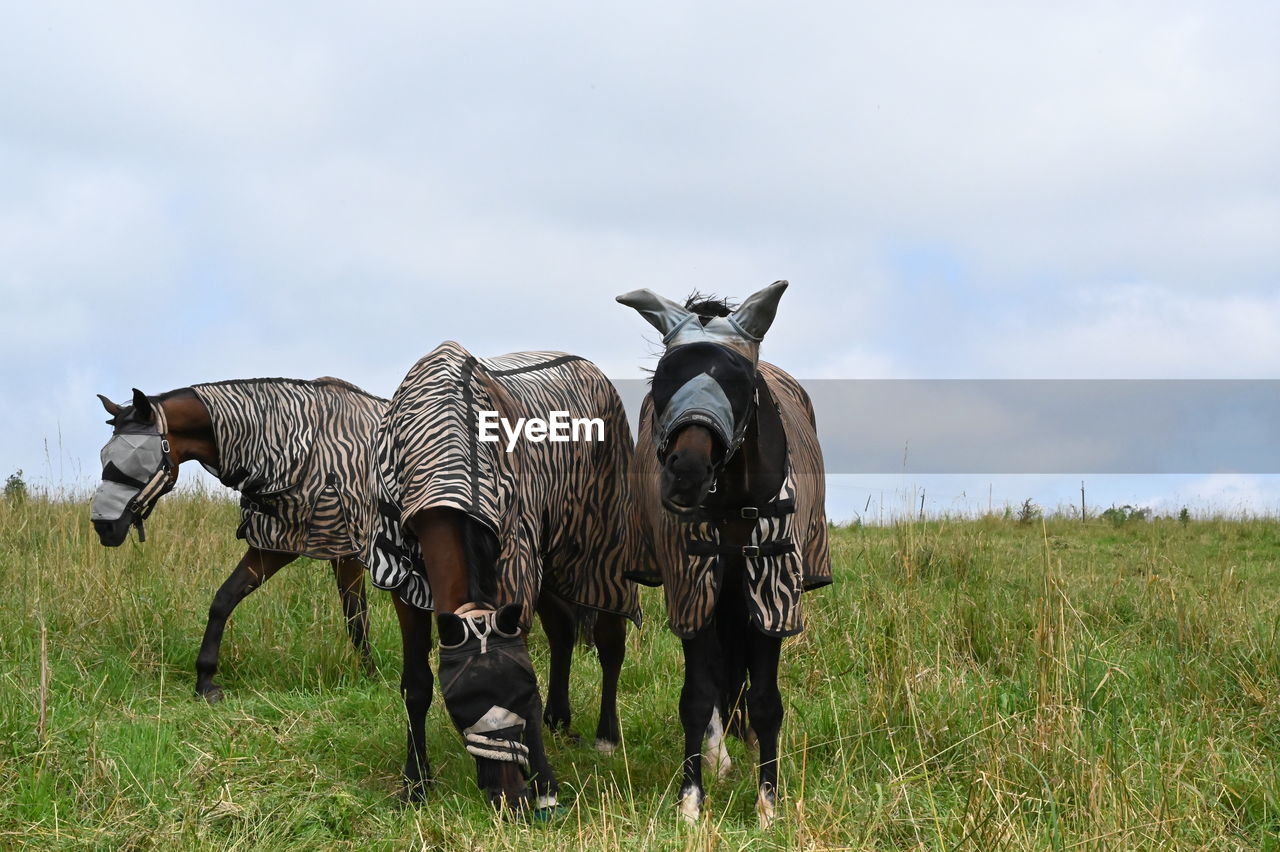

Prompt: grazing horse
[
  {"left": 618, "top": 281, "right": 831, "bottom": 828},
  {"left": 365, "top": 341, "right": 641, "bottom": 811},
  {"left": 91, "top": 378, "right": 385, "bottom": 701}
]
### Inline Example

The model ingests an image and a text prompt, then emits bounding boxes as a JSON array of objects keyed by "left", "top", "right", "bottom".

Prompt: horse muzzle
[{"left": 92, "top": 514, "right": 134, "bottom": 547}]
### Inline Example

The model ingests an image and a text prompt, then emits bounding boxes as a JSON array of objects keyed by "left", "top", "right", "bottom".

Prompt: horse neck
[
  {"left": 407, "top": 507, "right": 475, "bottom": 615},
  {"left": 157, "top": 391, "right": 219, "bottom": 469}
]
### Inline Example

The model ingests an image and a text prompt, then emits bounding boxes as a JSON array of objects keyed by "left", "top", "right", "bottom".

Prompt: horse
[
  {"left": 617, "top": 281, "right": 831, "bottom": 828},
  {"left": 365, "top": 342, "right": 641, "bottom": 811},
  {"left": 91, "top": 378, "right": 385, "bottom": 701}
]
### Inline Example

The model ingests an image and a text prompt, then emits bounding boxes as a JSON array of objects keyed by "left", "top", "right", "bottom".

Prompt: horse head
[
  {"left": 91, "top": 389, "right": 179, "bottom": 546},
  {"left": 617, "top": 280, "right": 788, "bottom": 514},
  {"left": 436, "top": 602, "right": 545, "bottom": 811}
]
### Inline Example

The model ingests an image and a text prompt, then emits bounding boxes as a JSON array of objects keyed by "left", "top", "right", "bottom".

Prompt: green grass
[{"left": 2, "top": 495, "right": 1279, "bottom": 849}]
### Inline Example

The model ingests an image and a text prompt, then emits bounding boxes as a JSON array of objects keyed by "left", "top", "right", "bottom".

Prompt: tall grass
[{"left": 1, "top": 496, "right": 1278, "bottom": 849}]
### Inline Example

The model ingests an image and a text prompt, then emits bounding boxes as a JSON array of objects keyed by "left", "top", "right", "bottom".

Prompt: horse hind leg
[
  {"left": 333, "top": 557, "right": 373, "bottom": 674},
  {"left": 592, "top": 610, "right": 626, "bottom": 753},
  {"left": 703, "top": 705, "right": 733, "bottom": 780},
  {"left": 535, "top": 592, "right": 578, "bottom": 741}
]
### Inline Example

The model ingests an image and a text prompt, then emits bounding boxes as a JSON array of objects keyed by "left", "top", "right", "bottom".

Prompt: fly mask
[
  {"left": 436, "top": 603, "right": 540, "bottom": 772},
  {"left": 91, "top": 397, "right": 176, "bottom": 544},
  {"left": 618, "top": 280, "right": 789, "bottom": 471}
]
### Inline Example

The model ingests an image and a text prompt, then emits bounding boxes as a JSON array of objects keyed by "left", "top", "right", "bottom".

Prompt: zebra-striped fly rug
[
  {"left": 192, "top": 377, "right": 386, "bottom": 560},
  {"left": 629, "top": 362, "right": 831, "bottom": 638},
  {"left": 365, "top": 341, "right": 641, "bottom": 628}
]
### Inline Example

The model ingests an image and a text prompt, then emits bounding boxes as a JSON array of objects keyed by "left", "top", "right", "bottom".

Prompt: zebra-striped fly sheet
[
  {"left": 191, "top": 377, "right": 387, "bottom": 560},
  {"left": 630, "top": 362, "right": 832, "bottom": 638},
  {"left": 366, "top": 341, "right": 642, "bottom": 629}
]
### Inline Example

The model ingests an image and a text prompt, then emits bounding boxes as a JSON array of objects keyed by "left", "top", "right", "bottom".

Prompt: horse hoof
[
  {"left": 595, "top": 738, "right": 618, "bottom": 755},
  {"left": 197, "top": 686, "right": 223, "bottom": 704},
  {"left": 677, "top": 786, "right": 703, "bottom": 824},
  {"left": 756, "top": 783, "right": 776, "bottom": 829},
  {"left": 400, "top": 777, "right": 432, "bottom": 805},
  {"left": 548, "top": 725, "right": 581, "bottom": 744}
]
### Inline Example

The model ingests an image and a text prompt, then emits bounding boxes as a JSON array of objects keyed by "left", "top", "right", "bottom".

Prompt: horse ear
[
  {"left": 495, "top": 603, "right": 522, "bottom": 636},
  {"left": 730, "top": 280, "right": 789, "bottom": 341},
  {"left": 437, "top": 612, "right": 465, "bottom": 647},
  {"left": 131, "top": 388, "right": 153, "bottom": 422},
  {"left": 616, "top": 289, "right": 695, "bottom": 338},
  {"left": 98, "top": 394, "right": 123, "bottom": 419}
]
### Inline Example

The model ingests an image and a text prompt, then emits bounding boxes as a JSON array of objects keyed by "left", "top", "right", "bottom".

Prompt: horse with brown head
[
  {"left": 92, "top": 379, "right": 383, "bottom": 701},
  {"left": 365, "top": 343, "right": 641, "bottom": 812},
  {"left": 619, "top": 281, "right": 831, "bottom": 828}
]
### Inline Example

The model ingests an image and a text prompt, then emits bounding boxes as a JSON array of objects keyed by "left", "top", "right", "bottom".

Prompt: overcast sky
[{"left": 3, "top": 2, "right": 1277, "bottom": 518}]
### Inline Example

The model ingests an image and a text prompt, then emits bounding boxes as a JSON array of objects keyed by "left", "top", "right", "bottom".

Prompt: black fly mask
[
  {"left": 620, "top": 281, "right": 790, "bottom": 471},
  {"left": 651, "top": 342, "right": 758, "bottom": 466},
  {"left": 436, "top": 604, "right": 540, "bottom": 776}
]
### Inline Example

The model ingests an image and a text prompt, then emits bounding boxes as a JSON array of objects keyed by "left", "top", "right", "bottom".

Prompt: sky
[{"left": 2, "top": 2, "right": 1277, "bottom": 520}]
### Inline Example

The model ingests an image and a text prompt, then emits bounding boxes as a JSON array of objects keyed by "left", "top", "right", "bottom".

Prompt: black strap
[
  {"left": 685, "top": 539, "right": 795, "bottom": 558},
  {"left": 240, "top": 494, "right": 280, "bottom": 519},
  {"left": 695, "top": 498, "right": 795, "bottom": 522}
]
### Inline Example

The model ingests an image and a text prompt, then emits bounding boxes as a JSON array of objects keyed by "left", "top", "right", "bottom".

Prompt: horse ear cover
[
  {"left": 616, "top": 289, "right": 695, "bottom": 338},
  {"left": 437, "top": 611, "right": 466, "bottom": 647},
  {"left": 495, "top": 603, "right": 521, "bottom": 636},
  {"left": 730, "top": 280, "right": 789, "bottom": 341}
]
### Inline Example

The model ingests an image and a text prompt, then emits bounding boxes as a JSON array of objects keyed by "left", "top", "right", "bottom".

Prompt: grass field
[{"left": 2, "top": 494, "right": 1278, "bottom": 850}]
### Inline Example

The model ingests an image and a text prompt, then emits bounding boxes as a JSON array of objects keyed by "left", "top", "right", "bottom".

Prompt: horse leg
[
  {"left": 710, "top": 586, "right": 748, "bottom": 777},
  {"left": 332, "top": 557, "right": 373, "bottom": 674},
  {"left": 535, "top": 592, "right": 577, "bottom": 740},
  {"left": 745, "top": 630, "right": 784, "bottom": 829},
  {"left": 592, "top": 610, "right": 626, "bottom": 753},
  {"left": 523, "top": 686, "right": 560, "bottom": 811},
  {"left": 194, "top": 546, "right": 295, "bottom": 702},
  {"left": 677, "top": 628, "right": 721, "bottom": 823},
  {"left": 393, "top": 594, "right": 435, "bottom": 802}
]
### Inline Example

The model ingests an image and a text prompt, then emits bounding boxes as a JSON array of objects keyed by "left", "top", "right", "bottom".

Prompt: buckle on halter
[
  {"left": 740, "top": 506, "right": 759, "bottom": 520},
  {"left": 742, "top": 545, "right": 760, "bottom": 557}
]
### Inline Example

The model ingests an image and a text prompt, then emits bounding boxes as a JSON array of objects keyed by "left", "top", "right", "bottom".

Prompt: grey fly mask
[
  {"left": 617, "top": 281, "right": 789, "bottom": 464},
  {"left": 91, "top": 402, "right": 175, "bottom": 542}
]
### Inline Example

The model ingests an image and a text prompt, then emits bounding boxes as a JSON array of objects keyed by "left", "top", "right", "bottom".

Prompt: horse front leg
[
  {"left": 746, "top": 630, "right": 784, "bottom": 829},
  {"left": 592, "top": 610, "right": 626, "bottom": 753},
  {"left": 332, "top": 557, "right": 373, "bottom": 674},
  {"left": 535, "top": 592, "right": 577, "bottom": 740},
  {"left": 677, "top": 628, "right": 721, "bottom": 823},
  {"left": 393, "top": 594, "right": 435, "bottom": 802},
  {"left": 194, "top": 546, "right": 295, "bottom": 702},
  {"left": 523, "top": 685, "right": 560, "bottom": 811}
]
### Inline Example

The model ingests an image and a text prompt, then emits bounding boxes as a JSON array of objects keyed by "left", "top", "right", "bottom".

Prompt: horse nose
[{"left": 93, "top": 518, "right": 126, "bottom": 547}]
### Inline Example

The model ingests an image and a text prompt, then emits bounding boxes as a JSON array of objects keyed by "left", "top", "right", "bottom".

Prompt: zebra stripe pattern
[
  {"left": 191, "top": 377, "right": 387, "bottom": 559},
  {"left": 630, "top": 361, "right": 830, "bottom": 638},
  {"left": 366, "top": 341, "right": 642, "bottom": 629}
]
